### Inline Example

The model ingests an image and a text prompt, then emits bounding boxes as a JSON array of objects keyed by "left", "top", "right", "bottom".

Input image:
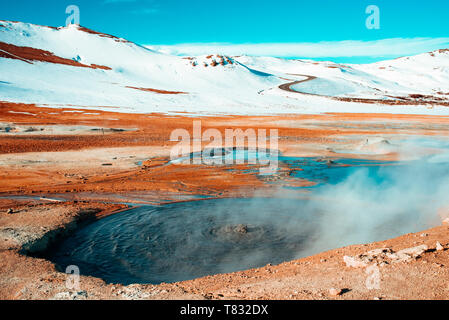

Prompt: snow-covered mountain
[{"left": 1, "top": 20, "right": 449, "bottom": 115}]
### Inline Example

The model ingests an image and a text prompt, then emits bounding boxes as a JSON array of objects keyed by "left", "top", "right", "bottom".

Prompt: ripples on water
[
  {"left": 44, "top": 150, "right": 449, "bottom": 285},
  {"left": 46, "top": 199, "right": 322, "bottom": 284}
]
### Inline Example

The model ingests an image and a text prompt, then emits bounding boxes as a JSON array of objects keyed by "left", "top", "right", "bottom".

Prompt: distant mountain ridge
[{"left": 1, "top": 20, "right": 448, "bottom": 115}]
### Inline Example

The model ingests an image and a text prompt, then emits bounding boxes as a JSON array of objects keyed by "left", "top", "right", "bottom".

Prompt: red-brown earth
[{"left": 1, "top": 101, "right": 449, "bottom": 299}]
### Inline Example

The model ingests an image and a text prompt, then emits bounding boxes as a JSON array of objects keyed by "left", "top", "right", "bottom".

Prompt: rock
[
  {"left": 343, "top": 255, "right": 369, "bottom": 268},
  {"left": 387, "top": 252, "right": 411, "bottom": 262},
  {"left": 397, "top": 244, "right": 428, "bottom": 258},
  {"left": 387, "top": 245, "right": 429, "bottom": 263},
  {"left": 345, "top": 245, "right": 428, "bottom": 266},
  {"left": 235, "top": 224, "right": 248, "bottom": 234},
  {"left": 329, "top": 288, "right": 342, "bottom": 296},
  {"left": 436, "top": 242, "right": 444, "bottom": 251},
  {"left": 52, "top": 290, "right": 88, "bottom": 300},
  {"left": 343, "top": 248, "right": 393, "bottom": 268},
  {"left": 366, "top": 248, "right": 392, "bottom": 256},
  {"left": 6, "top": 208, "right": 13, "bottom": 214},
  {"left": 219, "top": 224, "right": 249, "bottom": 235},
  {"left": 420, "top": 233, "right": 428, "bottom": 237}
]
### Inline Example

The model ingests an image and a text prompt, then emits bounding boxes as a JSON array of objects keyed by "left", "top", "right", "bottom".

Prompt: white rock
[
  {"left": 329, "top": 288, "right": 342, "bottom": 296},
  {"left": 52, "top": 290, "right": 88, "bottom": 300},
  {"left": 366, "top": 248, "right": 392, "bottom": 256},
  {"left": 343, "top": 255, "right": 369, "bottom": 268},
  {"left": 396, "top": 244, "right": 428, "bottom": 258}
]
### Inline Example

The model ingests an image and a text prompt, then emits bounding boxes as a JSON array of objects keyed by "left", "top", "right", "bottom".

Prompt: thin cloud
[{"left": 145, "top": 38, "right": 449, "bottom": 59}]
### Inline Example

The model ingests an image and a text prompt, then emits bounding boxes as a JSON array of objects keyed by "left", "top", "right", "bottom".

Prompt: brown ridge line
[
  {"left": 0, "top": 41, "right": 111, "bottom": 70},
  {"left": 126, "top": 86, "right": 188, "bottom": 95},
  {"left": 0, "top": 20, "right": 129, "bottom": 43},
  {"left": 0, "top": 48, "right": 33, "bottom": 64},
  {"left": 333, "top": 96, "right": 449, "bottom": 106},
  {"left": 76, "top": 26, "right": 131, "bottom": 44}
]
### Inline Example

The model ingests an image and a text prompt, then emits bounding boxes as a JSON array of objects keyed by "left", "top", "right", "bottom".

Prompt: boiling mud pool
[{"left": 44, "top": 151, "right": 449, "bottom": 284}]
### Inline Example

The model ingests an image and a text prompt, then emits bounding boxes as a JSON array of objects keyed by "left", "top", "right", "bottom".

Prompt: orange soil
[
  {"left": 1, "top": 102, "right": 449, "bottom": 299},
  {"left": 1, "top": 101, "right": 449, "bottom": 198},
  {"left": 2, "top": 103, "right": 449, "bottom": 153},
  {"left": 0, "top": 41, "right": 111, "bottom": 70}
]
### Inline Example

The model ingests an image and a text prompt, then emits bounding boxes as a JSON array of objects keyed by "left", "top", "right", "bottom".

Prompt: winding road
[{"left": 278, "top": 74, "right": 317, "bottom": 94}]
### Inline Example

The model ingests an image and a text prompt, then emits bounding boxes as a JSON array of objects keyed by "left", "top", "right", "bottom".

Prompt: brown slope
[{"left": 0, "top": 41, "right": 111, "bottom": 70}]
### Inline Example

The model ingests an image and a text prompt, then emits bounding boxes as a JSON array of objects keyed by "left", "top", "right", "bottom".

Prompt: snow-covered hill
[{"left": 1, "top": 20, "right": 448, "bottom": 115}]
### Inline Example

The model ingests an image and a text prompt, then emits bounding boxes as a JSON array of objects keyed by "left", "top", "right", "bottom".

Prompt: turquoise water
[{"left": 281, "top": 157, "right": 396, "bottom": 188}]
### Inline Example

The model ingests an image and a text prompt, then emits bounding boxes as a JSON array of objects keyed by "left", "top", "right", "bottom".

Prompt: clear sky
[{"left": 1, "top": 0, "right": 449, "bottom": 62}]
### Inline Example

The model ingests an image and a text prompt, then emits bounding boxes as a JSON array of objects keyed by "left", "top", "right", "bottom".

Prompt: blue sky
[{"left": 1, "top": 0, "right": 449, "bottom": 62}]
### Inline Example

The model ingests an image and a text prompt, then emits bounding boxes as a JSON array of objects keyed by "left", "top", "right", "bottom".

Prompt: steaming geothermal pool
[
  {"left": 44, "top": 155, "right": 449, "bottom": 285},
  {"left": 44, "top": 198, "right": 436, "bottom": 285}
]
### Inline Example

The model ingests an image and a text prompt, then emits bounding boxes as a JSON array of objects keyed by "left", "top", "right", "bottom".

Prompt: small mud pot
[
  {"left": 45, "top": 199, "right": 318, "bottom": 285},
  {"left": 43, "top": 153, "right": 449, "bottom": 285}
]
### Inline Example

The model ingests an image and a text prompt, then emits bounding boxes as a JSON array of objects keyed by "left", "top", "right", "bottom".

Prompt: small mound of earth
[
  {"left": 213, "top": 224, "right": 248, "bottom": 235},
  {"left": 225, "top": 224, "right": 248, "bottom": 234},
  {"left": 209, "top": 224, "right": 267, "bottom": 242}
]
